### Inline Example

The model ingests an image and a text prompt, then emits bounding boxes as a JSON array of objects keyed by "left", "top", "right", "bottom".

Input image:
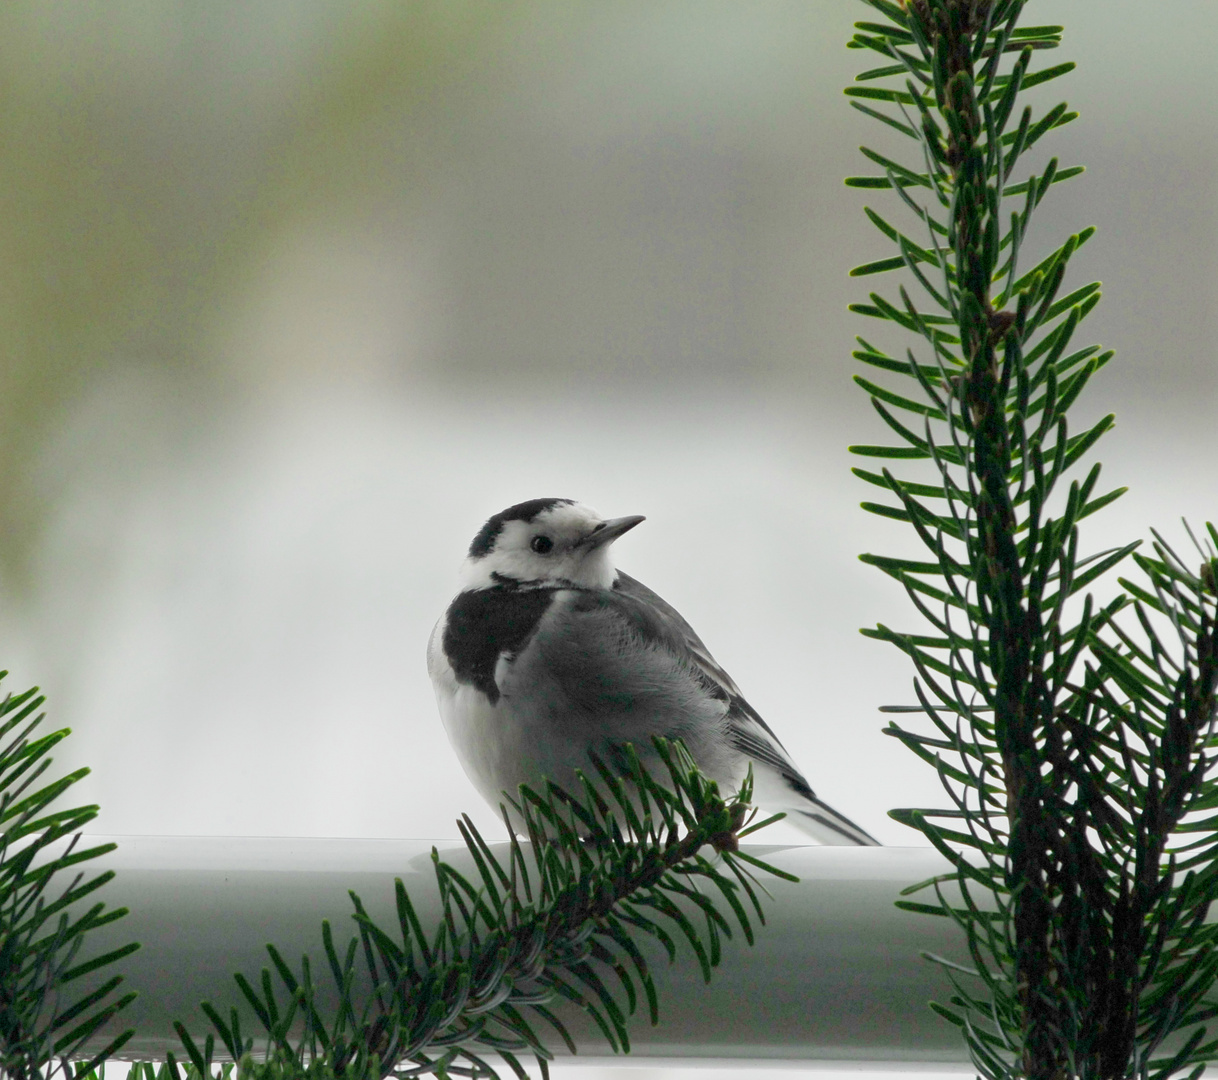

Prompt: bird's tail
[
  {"left": 745, "top": 751, "right": 880, "bottom": 845},
  {"left": 787, "top": 793, "right": 880, "bottom": 846}
]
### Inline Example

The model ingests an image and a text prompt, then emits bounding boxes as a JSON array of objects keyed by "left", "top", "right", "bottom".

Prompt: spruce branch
[
  {"left": 847, "top": 2, "right": 1218, "bottom": 1077},
  {"left": 0, "top": 674, "right": 139, "bottom": 1080},
  {"left": 172, "top": 740, "right": 790, "bottom": 1080}
]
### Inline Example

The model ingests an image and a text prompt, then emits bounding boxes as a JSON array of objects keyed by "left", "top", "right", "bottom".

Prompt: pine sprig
[
  {"left": 846, "top": 2, "right": 1218, "bottom": 1078},
  {"left": 172, "top": 740, "right": 790, "bottom": 1080},
  {"left": 0, "top": 674, "right": 139, "bottom": 1080}
]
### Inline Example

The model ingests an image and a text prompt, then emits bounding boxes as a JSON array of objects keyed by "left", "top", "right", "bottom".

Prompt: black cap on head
[{"left": 468, "top": 498, "right": 574, "bottom": 558}]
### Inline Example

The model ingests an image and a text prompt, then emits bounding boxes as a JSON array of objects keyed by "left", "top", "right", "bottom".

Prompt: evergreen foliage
[
  {"left": 0, "top": 673, "right": 785, "bottom": 1080},
  {"left": 846, "top": 2, "right": 1218, "bottom": 1077},
  {"left": 171, "top": 742, "right": 789, "bottom": 1080},
  {"left": 0, "top": 674, "right": 138, "bottom": 1080}
]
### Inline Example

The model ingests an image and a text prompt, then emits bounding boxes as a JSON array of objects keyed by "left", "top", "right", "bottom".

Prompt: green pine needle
[{"left": 846, "top": 1, "right": 1218, "bottom": 1077}]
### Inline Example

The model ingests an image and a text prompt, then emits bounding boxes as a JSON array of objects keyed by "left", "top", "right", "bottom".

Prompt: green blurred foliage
[{"left": 0, "top": 3, "right": 523, "bottom": 587}]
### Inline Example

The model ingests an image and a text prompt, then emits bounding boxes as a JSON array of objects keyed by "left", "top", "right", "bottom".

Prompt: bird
[{"left": 427, "top": 498, "right": 879, "bottom": 846}]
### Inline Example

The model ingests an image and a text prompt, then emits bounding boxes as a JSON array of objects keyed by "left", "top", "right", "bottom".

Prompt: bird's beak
[{"left": 579, "top": 515, "right": 645, "bottom": 550}]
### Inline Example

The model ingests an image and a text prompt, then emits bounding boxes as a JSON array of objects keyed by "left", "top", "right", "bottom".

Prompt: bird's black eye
[{"left": 530, "top": 535, "right": 554, "bottom": 554}]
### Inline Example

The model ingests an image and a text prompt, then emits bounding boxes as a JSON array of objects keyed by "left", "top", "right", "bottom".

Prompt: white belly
[{"left": 427, "top": 615, "right": 553, "bottom": 811}]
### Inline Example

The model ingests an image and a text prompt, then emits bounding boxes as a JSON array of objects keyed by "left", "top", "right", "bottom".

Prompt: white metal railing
[{"left": 80, "top": 837, "right": 969, "bottom": 1066}]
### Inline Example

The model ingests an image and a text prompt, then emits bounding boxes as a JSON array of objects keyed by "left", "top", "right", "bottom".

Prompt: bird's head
[{"left": 458, "top": 498, "right": 644, "bottom": 590}]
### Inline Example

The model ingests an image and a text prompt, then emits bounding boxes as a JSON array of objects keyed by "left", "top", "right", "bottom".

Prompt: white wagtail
[{"left": 427, "top": 498, "right": 878, "bottom": 845}]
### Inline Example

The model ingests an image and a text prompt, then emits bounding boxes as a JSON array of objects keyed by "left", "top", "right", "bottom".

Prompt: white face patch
[{"left": 459, "top": 502, "right": 622, "bottom": 590}]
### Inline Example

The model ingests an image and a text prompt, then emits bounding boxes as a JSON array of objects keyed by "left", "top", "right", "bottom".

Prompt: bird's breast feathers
[
  {"left": 437, "top": 585, "right": 558, "bottom": 704},
  {"left": 433, "top": 581, "right": 694, "bottom": 709},
  {"left": 428, "top": 580, "right": 744, "bottom": 803}
]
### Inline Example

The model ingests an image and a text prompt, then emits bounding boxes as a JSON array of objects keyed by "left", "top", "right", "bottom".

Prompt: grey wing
[
  {"left": 506, "top": 586, "right": 740, "bottom": 782},
  {"left": 613, "top": 571, "right": 808, "bottom": 780},
  {"left": 613, "top": 572, "right": 747, "bottom": 697},
  {"left": 613, "top": 573, "right": 880, "bottom": 845}
]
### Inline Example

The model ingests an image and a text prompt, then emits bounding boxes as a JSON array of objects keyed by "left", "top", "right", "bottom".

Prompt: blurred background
[
  {"left": 2, "top": 3, "right": 1216, "bottom": 1074},
  {"left": 0, "top": 0, "right": 1215, "bottom": 887}
]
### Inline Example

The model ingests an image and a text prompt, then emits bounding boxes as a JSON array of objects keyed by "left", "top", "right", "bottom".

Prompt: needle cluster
[
  {"left": 172, "top": 742, "right": 789, "bottom": 1080},
  {"left": 846, "top": 3, "right": 1218, "bottom": 1077},
  {"left": 0, "top": 675, "right": 138, "bottom": 1080}
]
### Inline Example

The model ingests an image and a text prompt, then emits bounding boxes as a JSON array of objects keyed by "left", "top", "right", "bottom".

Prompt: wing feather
[
  {"left": 613, "top": 571, "right": 806, "bottom": 772},
  {"left": 505, "top": 585, "right": 736, "bottom": 778},
  {"left": 612, "top": 571, "right": 880, "bottom": 846}
]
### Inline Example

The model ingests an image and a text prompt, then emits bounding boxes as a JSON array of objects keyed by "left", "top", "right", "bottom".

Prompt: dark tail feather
[{"left": 790, "top": 795, "right": 881, "bottom": 846}]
